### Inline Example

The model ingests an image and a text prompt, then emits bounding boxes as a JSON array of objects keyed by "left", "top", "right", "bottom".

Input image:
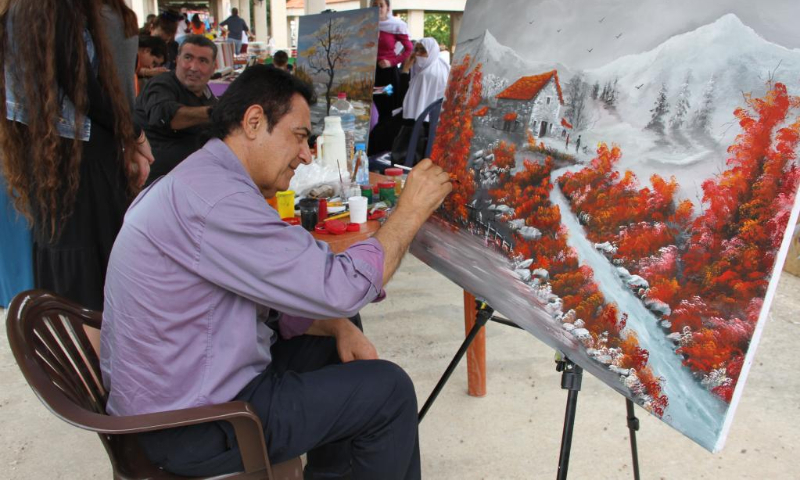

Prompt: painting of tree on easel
[
  {"left": 411, "top": 0, "right": 800, "bottom": 452},
  {"left": 296, "top": 9, "right": 379, "bottom": 146}
]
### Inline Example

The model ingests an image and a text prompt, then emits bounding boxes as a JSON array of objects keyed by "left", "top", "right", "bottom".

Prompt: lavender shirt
[{"left": 100, "top": 138, "right": 385, "bottom": 416}]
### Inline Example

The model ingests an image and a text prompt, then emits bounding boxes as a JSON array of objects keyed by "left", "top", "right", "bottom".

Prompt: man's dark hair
[
  {"left": 154, "top": 14, "right": 178, "bottom": 36},
  {"left": 209, "top": 65, "right": 316, "bottom": 139},
  {"left": 231, "top": 7, "right": 239, "bottom": 16},
  {"left": 138, "top": 35, "right": 167, "bottom": 60},
  {"left": 179, "top": 34, "right": 218, "bottom": 60},
  {"left": 273, "top": 50, "right": 289, "bottom": 67}
]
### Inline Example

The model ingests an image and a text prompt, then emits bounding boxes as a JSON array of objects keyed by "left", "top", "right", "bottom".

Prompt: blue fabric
[{"left": 0, "top": 176, "right": 33, "bottom": 307}]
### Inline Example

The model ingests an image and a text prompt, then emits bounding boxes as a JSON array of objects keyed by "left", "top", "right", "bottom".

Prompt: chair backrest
[
  {"left": 404, "top": 97, "right": 444, "bottom": 167},
  {"left": 5, "top": 290, "right": 183, "bottom": 478}
]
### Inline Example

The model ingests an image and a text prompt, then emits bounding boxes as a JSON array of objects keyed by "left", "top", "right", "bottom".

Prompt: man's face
[
  {"left": 138, "top": 48, "right": 164, "bottom": 69},
  {"left": 175, "top": 43, "right": 216, "bottom": 95},
  {"left": 248, "top": 94, "right": 313, "bottom": 198}
]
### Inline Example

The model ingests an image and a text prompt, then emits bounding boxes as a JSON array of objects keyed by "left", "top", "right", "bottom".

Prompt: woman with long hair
[
  {"left": 0, "top": 0, "right": 153, "bottom": 310},
  {"left": 190, "top": 13, "right": 206, "bottom": 35}
]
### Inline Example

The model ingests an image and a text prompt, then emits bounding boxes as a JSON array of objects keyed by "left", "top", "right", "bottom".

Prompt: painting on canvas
[
  {"left": 295, "top": 8, "right": 379, "bottom": 148},
  {"left": 412, "top": 0, "right": 800, "bottom": 451}
]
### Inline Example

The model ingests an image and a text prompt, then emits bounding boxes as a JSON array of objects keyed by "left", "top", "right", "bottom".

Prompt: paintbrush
[
  {"left": 323, "top": 211, "right": 351, "bottom": 222},
  {"left": 392, "top": 163, "right": 460, "bottom": 184}
]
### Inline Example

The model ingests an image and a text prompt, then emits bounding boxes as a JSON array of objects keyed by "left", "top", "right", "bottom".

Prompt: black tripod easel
[{"left": 419, "top": 299, "right": 641, "bottom": 480}]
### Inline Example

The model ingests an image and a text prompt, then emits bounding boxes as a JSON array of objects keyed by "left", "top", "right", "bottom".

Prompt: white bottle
[
  {"left": 331, "top": 92, "right": 356, "bottom": 164},
  {"left": 317, "top": 116, "right": 348, "bottom": 175}
]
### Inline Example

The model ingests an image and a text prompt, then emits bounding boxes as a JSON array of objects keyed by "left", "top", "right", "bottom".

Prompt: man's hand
[
  {"left": 335, "top": 321, "right": 378, "bottom": 363},
  {"left": 129, "top": 133, "right": 155, "bottom": 187},
  {"left": 306, "top": 318, "right": 378, "bottom": 363},
  {"left": 394, "top": 159, "right": 452, "bottom": 224}
]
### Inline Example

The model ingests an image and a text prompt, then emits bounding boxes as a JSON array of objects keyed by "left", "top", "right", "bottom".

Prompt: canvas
[
  {"left": 412, "top": 0, "right": 800, "bottom": 452},
  {"left": 295, "top": 8, "right": 379, "bottom": 149}
]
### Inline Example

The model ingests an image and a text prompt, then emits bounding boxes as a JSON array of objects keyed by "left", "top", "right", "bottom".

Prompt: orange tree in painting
[{"left": 430, "top": 55, "right": 482, "bottom": 222}]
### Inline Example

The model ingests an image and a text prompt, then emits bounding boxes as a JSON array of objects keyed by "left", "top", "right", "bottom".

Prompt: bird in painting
[
  {"left": 557, "top": 28, "right": 562, "bottom": 33},
  {"left": 599, "top": 16, "right": 605, "bottom": 23},
  {"left": 616, "top": 32, "right": 623, "bottom": 39},
  {"left": 635, "top": 83, "right": 644, "bottom": 89},
  {"left": 587, "top": 48, "right": 594, "bottom": 53},
  {"left": 529, "top": 19, "right": 535, "bottom": 24}
]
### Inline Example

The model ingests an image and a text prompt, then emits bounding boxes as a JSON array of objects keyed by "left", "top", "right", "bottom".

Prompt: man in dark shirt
[
  {"left": 220, "top": 7, "right": 249, "bottom": 53},
  {"left": 136, "top": 35, "right": 218, "bottom": 184}
]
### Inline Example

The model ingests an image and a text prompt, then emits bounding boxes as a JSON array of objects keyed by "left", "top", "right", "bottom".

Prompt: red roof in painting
[{"left": 496, "top": 70, "right": 564, "bottom": 104}]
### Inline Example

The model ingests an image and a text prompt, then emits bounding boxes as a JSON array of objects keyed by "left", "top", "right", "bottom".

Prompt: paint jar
[
  {"left": 378, "top": 181, "right": 397, "bottom": 206},
  {"left": 360, "top": 184, "right": 373, "bottom": 204},
  {"left": 318, "top": 198, "right": 328, "bottom": 220},
  {"left": 349, "top": 196, "right": 368, "bottom": 224},
  {"left": 276, "top": 190, "right": 295, "bottom": 219},
  {"left": 299, "top": 198, "right": 319, "bottom": 231},
  {"left": 384, "top": 168, "right": 404, "bottom": 196}
]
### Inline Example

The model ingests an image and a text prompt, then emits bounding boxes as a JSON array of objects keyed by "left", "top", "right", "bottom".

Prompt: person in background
[
  {"left": 136, "top": 35, "right": 168, "bottom": 94},
  {"left": 101, "top": 65, "right": 451, "bottom": 479},
  {"left": 372, "top": 0, "right": 412, "bottom": 120},
  {"left": 439, "top": 43, "right": 451, "bottom": 65},
  {"left": 190, "top": 13, "right": 205, "bottom": 35},
  {"left": 391, "top": 37, "right": 450, "bottom": 164},
  {"left": 220, "top": 7, "right": 249, "bottom": 55},
  {"left": 139, "top": 13, "right": 156, "bottom": 35},
  {"left": 0, "top": 0, "right": 153, "bottom": 311},
  {"left": 152, "top": 12, "right": 179, "bottom": 70},
  {"left": 271, "top": 50, "right": 291, "bottom": 71},
  {"left": 136, "top": 35, "right": 218, "bottom": 184},
  {"left": 174, "top": 8, "right": 189, "bottom": 44}
]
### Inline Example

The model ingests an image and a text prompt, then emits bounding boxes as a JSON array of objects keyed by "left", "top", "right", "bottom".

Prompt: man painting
[
  {"left": 135, "top": 35, "right": 218, "bottom": 184},
  {"left": 101, "top": 65, "right": 451, "bottom": 479}
]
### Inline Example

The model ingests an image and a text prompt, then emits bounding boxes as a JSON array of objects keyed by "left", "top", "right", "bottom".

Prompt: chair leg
[{"left": 270, "top": 457, "right": 303, "bottom": 480}]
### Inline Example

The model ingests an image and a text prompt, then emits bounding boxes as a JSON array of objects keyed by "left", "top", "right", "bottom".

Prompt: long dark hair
[{"left": 0, "top": 0, "right": 138, "bottom": 238}]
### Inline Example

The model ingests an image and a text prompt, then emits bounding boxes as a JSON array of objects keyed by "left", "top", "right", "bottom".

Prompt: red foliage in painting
[
  {"left": 430, "top": 55, "right": 482, "bottom": 222},
  {"left": 503, "top": 112, "right": 518, "bottom": 122},
  {"left": 555, "top": 82, "right": 800, "bottom": 402},
  {"left": 473, "top": 105, "right": 489, "bottom": 117}
]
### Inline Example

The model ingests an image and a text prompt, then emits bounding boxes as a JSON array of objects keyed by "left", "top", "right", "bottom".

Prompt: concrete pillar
[
  {"left": 359, "top": 0, "right": 371, "bottom": 7},
  {"left": 406, "top": 9, "right": 424, "bottom": 40},
  {"left": 253, "top": 0, "right": 268, "bottom": 42},
  {"left": 239, "top": 0, "right": 251, "bottom": 34},
  {"left": 305, "top": 0, "right": 327, "bottom": 15},
  {"left": 270, "top": 0, "right": 289, "bottom": 49},
  {"left": 450, "top": 11, "right": 463, "bottom": 47}
]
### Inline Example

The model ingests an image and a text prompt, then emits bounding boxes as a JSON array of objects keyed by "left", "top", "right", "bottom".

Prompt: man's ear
[{"left": 242, "top": 104, "right": 265, "bottom": 139}]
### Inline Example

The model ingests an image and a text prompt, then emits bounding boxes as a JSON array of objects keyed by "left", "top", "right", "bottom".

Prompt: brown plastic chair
[{"left": 6, "top": 290, "right": 302, "bottom": 480}]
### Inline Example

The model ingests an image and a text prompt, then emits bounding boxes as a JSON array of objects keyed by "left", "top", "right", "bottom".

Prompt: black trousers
[{"left": 138, "top": 316, "right": 421, "bottom": 479}]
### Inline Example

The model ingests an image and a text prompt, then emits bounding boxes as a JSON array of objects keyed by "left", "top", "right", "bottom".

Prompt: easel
[{"left": 418, "top": 299, "right": 642, "bottom": 480}]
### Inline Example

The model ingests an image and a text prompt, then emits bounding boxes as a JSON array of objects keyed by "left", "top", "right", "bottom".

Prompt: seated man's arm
[
  {"left": 137, "top": 80, "right": 184, "bottom": 130},
  {"left": 170, "top": 106, "right": 211, "bottom": 130},
  {"left": 373, "top": 159, "right": 453, "bottom": 284}
]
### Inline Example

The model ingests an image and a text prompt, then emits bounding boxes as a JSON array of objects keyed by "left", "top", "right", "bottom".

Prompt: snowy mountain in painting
[
  {"left": 587, "top": 13, "right": 800, "bottom": 134},
  {"left": 455, "top": 29, "right": 573, "bottom": 96}
]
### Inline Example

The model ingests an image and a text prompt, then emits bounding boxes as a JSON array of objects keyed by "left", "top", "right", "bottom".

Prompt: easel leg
[
  {"left": 419, "top": 300, "right": 493, "bottom": 423},
  {"left": 464, "top": 291, "right": 487, "bottom": 397},
  {"left": 556, "top": 357, "right": 583, "bottom": 480},
  {"left": 626, "top": 399, "right": 641, "bottom": 480}
]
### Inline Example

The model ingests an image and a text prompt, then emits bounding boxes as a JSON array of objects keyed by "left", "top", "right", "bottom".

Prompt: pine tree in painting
[
  {"left": 670, "top": 72, "right": 692, "bottom": 131},
  {"left": 645, "top": 83, "right": 670, "bottom": 134},
  {"left": 591, "top": 81, "right": 600, "bottom": 100},
  {"left": 691, "top": 75, "right": 717, "bottom": 134}
]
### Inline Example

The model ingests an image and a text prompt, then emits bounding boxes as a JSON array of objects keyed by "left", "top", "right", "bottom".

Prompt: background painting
[
  {"left": 295, "top": 9, "right": 379, "bottom": 148},
  {"left": 412, "top": 0, "right": 800, "bottom": 452}
]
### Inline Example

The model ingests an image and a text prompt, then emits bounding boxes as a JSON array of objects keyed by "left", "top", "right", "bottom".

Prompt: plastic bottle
[
  {"left": 318, "top": 116, "right": 347, "bottom": 175},
  {"left": 355, "top": 143, "right": 370, "bottom": 186},
  {"left": 331, "top": 92, "right": 356, "bottom": 164}
]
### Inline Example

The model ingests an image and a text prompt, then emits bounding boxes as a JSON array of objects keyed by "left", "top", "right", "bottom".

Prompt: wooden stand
[{"left": 463, "top": 291, "right": 487, "bottom": 397}]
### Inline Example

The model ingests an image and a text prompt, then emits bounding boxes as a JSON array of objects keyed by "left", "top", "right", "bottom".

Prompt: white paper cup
[{"left": 349, "top": 196, "right": 368, "bottom": 224}]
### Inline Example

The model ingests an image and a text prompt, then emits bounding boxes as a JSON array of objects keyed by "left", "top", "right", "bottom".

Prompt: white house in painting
[{"left": 495, "top": 70, "right": 565, "bottom": 137}]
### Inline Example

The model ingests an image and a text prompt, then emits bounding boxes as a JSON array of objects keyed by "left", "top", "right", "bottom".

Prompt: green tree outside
[{"left": 424, "top": 13, "right": 450, "bottom": 47}]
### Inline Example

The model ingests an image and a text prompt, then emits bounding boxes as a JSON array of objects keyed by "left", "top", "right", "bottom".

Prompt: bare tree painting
[{"left": 304, "top": 17, "right": 350, "bottom": 115}]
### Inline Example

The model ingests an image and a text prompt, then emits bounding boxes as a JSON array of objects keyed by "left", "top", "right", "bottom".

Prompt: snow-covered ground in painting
[{"left": 549, "top": 165, "right": 728, "bottom": 449}]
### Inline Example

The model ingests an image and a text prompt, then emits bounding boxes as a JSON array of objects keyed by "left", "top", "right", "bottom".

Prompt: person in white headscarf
[{"left": 391, "top": 38, "right": 450, "bottom": 164}]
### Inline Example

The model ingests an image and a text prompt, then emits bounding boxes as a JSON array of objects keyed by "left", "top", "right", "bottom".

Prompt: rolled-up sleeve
[
  {"left": 138, "top": 79, "right": 182, "bottom": 129},
  {"left": 196, "top": 192, "right": 385, "bottom": 320}
]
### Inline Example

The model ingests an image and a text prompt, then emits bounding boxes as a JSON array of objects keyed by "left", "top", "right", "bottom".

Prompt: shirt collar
[{"left": 201, "top": 138, "right": 261, "bottom": 195}]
